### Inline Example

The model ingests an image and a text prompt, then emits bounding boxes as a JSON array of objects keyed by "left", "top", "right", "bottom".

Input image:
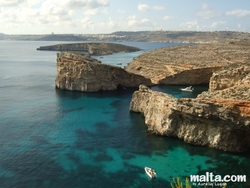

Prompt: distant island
[
  {"left": 37, "top": 42, "right": 141, "bottom": 56},
  {"left": 1, "top": 30, "right": 250, "bottom": 43}
]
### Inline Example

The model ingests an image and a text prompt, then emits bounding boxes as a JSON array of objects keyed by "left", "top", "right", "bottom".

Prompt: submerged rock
[{"left": 55, "top": 52, "right": 153, "bottom": 92}]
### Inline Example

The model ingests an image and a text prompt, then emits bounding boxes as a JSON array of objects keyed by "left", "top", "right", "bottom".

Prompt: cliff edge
[
  {"left": 55, "top": 52, "right": 153, "bottom": 92},
  {"left": 130, "top": 62, "right": 250, "bottom": 152},
  {"left": 125, "top": 41, "right": 250, "bottom": 85}
]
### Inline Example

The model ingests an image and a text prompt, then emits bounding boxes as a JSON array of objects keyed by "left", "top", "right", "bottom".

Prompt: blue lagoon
[{"left": 0, "top": 41, "right": 249, "bottom": 188}]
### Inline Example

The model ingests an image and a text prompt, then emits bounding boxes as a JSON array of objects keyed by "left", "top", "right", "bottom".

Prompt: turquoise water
[{"left": 0, "top": 41, "right": 249, "bottom": 188}]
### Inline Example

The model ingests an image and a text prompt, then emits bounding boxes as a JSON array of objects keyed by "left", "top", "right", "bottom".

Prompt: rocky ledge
[
  {"left": 125, "top": 41, "right": 250, "bottom": 85},
  {"left": 55, "top": 52, "right": 153, "bottom": 92},
  {"left": 129, "top": 62, "right": 250, "bottom": 152},
  {"left": 37, "top": 42, "right": 140, "bottom": 56}
]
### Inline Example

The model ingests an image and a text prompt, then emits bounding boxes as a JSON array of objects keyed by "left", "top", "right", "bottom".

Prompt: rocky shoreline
[
  {"left": 129, "top": 61, "right": 250, "bottom": 152},
  {"left": 55, "top": 52, "right": 153, "bottom": 92},
  {"left": 37, "top": 42, "right": 141, "bottom": 56},
  {"left": 125, "top": 41, "right": 250, "bottom": 85},
  {"left": 54, "top": 40, "right": 250, "bottom": 152}
]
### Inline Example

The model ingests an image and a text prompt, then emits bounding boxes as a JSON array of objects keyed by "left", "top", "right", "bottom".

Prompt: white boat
[
  {"left": 180, "top": 86, "right": 194, "bottom": 92},
  {"left": 144, "top": 167, "right": 157, "bottom": 178}
]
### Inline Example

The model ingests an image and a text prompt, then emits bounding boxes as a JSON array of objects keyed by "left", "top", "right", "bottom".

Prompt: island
[{"left": 37, "top": 42, "right": 141, "bottom": 56}]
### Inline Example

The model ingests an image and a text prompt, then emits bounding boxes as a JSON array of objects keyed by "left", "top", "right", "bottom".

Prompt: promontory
[
  {"left": 37, "top": 42, "right": 141, "bottom": 56},
  {"left": 55, "top": 52, "right": 153, "bottom": 92},
  {"left": 125, "top": 41, "right": 250, "bottom": 85},
  {"left": 130, "top": 59, "right": 250, "bottom": 152}
]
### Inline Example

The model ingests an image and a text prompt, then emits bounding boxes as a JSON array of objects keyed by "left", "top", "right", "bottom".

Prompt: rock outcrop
[
  {"left": 55, "top": 52, "right": 153, "bottom": 92},
  {"left": 37, "top": 42, "right": 141, "bottom": 56},
  {"left": 129, "top": 62, "right": 250, "bottom": 152},
  {"left": 125, "top": 41, "right": 250, "bottom": 85}
]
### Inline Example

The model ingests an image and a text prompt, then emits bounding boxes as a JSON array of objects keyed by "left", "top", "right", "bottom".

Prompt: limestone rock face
[
  {"left": 208, "top": 62, "right": 250, "bottom": 92},
  {"left": 130, "top": 60, "right": 250, "bottom": 152},
  {"left": 125, "top": 41, "right": 250, "bottom": 84},
  {"left": 130, "top": 85, "right": 250, "bottom": 152},
  {"left": 198, "top": 62, "right": 250, "bottom": 101},
  {"left": 55, "top": 52, "right": 153, "bottom": 92}
]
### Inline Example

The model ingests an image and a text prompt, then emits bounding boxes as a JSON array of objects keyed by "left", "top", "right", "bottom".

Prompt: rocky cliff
[
  {"left": 37, "top": 42, "right": 140, "bottom": 55},
  {"left": 125, "top": 41, "right": 250, "bottom": 85},
  {"left": 55, "top": 52, "right": 153, "bottom": 92},
  {"left": 129, "top": 62, "right": 250, "bottom": 152}
]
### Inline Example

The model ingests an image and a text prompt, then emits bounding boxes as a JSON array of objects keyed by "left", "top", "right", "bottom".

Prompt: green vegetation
[{"left": 171, "top": 177, "right": 192, "bottom": 188}]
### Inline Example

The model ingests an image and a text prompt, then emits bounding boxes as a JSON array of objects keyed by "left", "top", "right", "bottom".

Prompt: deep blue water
[{"left": 0, "top": 41, "right": 249, "bottom": 188}]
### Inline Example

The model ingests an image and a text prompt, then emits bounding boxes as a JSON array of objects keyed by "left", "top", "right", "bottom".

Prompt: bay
[{"left": 0, "top": 40, "right": 249, "bottom": 188}]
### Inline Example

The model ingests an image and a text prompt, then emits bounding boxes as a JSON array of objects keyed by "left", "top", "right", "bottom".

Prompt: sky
[{"left": 0, "top": 0, "right": 250, "bottom": 34}]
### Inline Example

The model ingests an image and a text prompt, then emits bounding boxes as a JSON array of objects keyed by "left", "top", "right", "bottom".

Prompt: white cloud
[
  {"left": 197, "top": 3, "right": 221, "bottom": 19},
  {"left": 211, "top": 21, "right": 226, "bottom": 28},
  {"left": 226, "top": 9, "right": 250, "bottom": 17},
  {"left": 138, "top": 4, "right": 164, "bottom": 12},
  {"left": 117, "top": 9, "right": 125, "bottom": 14},
  {"left": 180, "top": 20, "right": 199, "bottom": 29},
  {"left": 79, "top": 17, "right": 93, "bottom": 25},
  {"left": 84, "top": 8, "right": 99, "bottom": 16},
  {"left": 197, "top": 10, "right": 221, "bottom": 19},
  {"left": 0, "top": 0, "right": 42, "bottom": 7},
  {"left": 106, "top": 17, "right": 116, "bottom": 28},
  {"left": 87, "top": 0, "right": 110, "bottom": 9},
  {"left": 138, "top": 4, "right": 150, "bottom": 12},
  {"left": 127, "top": 15, "right": 151, "bottom": 27},
  {"left": 0, "top": 0, "right": 112, "bottom": 34},
  {"left": 45, "top": 0, "right": 110, "bottom": 10},
  {"left": 201, "top": 3, "right": 209, "bottom": 10},
  {"left": 152, "top": 5, "right": 164, "bottom": 11},
  {"left": 163, "top": 16, "right": 173, "bottom": 20}
]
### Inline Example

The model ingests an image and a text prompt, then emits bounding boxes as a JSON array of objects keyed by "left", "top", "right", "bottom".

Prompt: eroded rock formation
[
  {"left": 129, "top": 62, "right": 250, "bottom": 152},
  {"left": 125, "top": 41, "right": 250, "bottom": 85},
  {"left": 55, "top": 52, "right": 153, "bottom": 92}
]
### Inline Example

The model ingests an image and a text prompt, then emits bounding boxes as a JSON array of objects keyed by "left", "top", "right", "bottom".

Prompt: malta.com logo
[{"left": 190, "top": 172, "right": 247, "bottom": 187}]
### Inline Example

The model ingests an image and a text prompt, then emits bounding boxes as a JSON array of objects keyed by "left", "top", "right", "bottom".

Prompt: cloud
[
  {"left": 117, "top": 9, "right": 125, "bottom": 14},
  {"left": 0, "top": 0, "right": 112, "bottom": 34},
  {"left": 127, "top": 15, "right": 151, "bottom": 27},
  {"left": 84, "top": 8, "right": 99, "bottom": 16},
  {"left": 180, "top": 20, "right": 199, "bottom": 29},
  {"left": 163, "top": 16, "right": 173, "bottom": 20},
  {"left": 53, "top": 0, "right": 110, "bottom": 10},
  {"left": 226, "top": 9, "right": 250, "bottom": 17},
  {"left": 197, "top": 3, "right": 221, "bottom": 19},
  {"left": 138, "top": 4, "right": 164, "bottom": 12},
  {"left": 201, "top": 3, "right": 209, "bottom": 10},
  {"left": 87, "top": 0, "right": 110, "bottom": 9},
  {"left": 152, "top": 5, "right": 164, "bottom": 11},
  {"left": 0, "top": 0, "right": 42, "bottom": 7},
  {"left": 211, "top": 21, "right": 226, "bottom": 28},
  {"left": 138, "top": 4, "right": 150, "bottom": 11},
  {"left": 0, "top": 0, "right": 27, "bottom": 7}
]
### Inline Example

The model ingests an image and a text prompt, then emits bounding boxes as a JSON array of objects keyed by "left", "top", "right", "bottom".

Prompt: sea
[{"left": 0, "top": 40, "right": 249, "bottom": 188}]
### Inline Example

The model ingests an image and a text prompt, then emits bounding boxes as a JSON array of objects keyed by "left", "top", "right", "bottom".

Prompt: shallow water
[{"left": 0, "top": 41, "right": 249, "bottom": 188}]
